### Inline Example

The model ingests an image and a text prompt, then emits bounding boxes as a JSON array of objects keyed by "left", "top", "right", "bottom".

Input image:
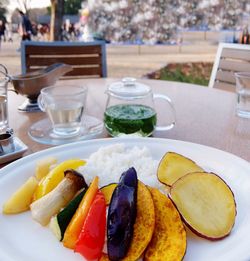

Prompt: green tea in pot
[
  {"left": 104, "top": 104, "right": 157, "bottom": 137},
  {"left": 104, "top": 78, "right": 175, "bottom": 137}
]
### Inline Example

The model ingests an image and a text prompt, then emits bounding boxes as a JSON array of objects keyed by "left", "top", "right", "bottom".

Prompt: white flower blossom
[
  {"left": 119, "top": 0, "right": 128, "bottom": 9},
  {"left": 88, "top": 0, "right": 249, "bottom": 43}
]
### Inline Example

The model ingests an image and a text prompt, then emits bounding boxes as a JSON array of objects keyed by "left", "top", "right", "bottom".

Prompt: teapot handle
[{"left": 153, "top": 93, "right": 176, "bottom": 131}]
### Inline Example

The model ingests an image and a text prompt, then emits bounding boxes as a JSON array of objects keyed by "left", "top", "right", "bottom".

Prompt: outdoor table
[{"left": 7, "top": 78, "right": 250, "bottom": 164}]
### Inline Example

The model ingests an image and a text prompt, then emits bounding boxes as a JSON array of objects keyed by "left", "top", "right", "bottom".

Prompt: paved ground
[{"left": 0, "top": 40, "right": 217, "bottom": 79}]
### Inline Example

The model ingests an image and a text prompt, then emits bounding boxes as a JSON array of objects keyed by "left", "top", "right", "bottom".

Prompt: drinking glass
[
  {"left": 38, "top": 85, "right": 87, "bottom": 137},
  {"left": 235, "top": 72, "right": 250, "bottom": 118}
]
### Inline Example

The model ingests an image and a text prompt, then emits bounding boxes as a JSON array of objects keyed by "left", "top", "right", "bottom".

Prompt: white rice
[{"left": 81, "top": 143, "right": 160, "bottom": 188}]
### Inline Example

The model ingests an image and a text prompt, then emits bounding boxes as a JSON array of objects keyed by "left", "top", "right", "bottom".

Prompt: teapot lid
[{"left": 107, "top": 77, "right": 151, "bottom": 98}]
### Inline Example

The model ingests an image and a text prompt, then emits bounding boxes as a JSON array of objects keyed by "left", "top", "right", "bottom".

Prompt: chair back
[
  {"left": 209, "top": 43, "right": 250, "bottom": 91},
  {"left": 21, "top": 41, "right": 107, "bottom": 78}
]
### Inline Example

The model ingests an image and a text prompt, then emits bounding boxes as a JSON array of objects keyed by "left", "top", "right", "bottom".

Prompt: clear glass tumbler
[{"left": 235, "top": 72, "right": 250, "bottom": 118}]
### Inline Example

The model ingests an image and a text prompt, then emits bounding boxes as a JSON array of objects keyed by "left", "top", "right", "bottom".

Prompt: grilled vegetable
[
  {"left": 100, "top": 183, "right": 117, "bottom": 205},
  {"left": 170, "top": 172, "right": 236, "bottom": 240},
  {"left": 33, "top": 159, "right": 85, "bottom": 201},
  {"left": 75, "top": 190, "right": 106, "bottom": 260},
  {"left": 30, "top": 170, "right": 85, "bottom": 226},
  {"left": 63, "top": 176, "right": 99, "bottom": 249},
  {"left": 3, "top": 176, "right": 38, "bottom": 214},
  {"left": 157, "top": 152, "right": 203, "bottom": 186},
  {"left": 100, "top": 181, "right": 154, "bottom": 261},
  {"left": 50, "top": 187, "right": 87, "bottom": 241},
  {"left": 35, "top": 157, "right": 57, "bottom": 181},
  {"left": 123, "top": 181, "right": 155, "bottom": 260},
  {"left": 107, "top": 167, "right": 138, "bottom": 261},
  {"left": 144, "top": 187, "right": 186, "bottom": 261}
]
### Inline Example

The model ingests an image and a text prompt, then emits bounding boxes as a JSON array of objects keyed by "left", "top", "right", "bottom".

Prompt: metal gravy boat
[{"left": 0, "top": 63, "right": 72, "bottom": 112}]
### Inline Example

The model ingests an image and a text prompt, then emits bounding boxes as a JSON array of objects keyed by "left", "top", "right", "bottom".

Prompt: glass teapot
[{"left": 104, "top": 78, "right": 175, "bottom": 137}]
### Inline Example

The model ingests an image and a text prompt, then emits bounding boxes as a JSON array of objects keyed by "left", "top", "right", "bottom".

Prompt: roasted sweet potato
[
  {"left": 144, "top": 187, "right": 186, "bottom": 261},
  {"left": 157, "top": 152, "right": 203, "bottom": 186},
  {"left": 170, "top": 172, "right": 236, "bottom": 240}
]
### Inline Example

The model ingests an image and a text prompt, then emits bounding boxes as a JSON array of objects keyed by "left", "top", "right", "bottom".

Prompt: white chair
[{"left": 208, "top": 43, "right": 250, "bottom": 92}]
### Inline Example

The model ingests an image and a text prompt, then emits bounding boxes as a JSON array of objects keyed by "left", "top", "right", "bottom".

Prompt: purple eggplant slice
[{"left": 107, "top": 167, "right": 138, "bottom": 261}]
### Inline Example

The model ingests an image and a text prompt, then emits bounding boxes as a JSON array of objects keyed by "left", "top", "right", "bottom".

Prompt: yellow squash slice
[
  {"left": 144, "top": 187, "right": 186, "bottom": 261},
  {"left": 33, "top": 159, "right": 85, "bottom": 201}
]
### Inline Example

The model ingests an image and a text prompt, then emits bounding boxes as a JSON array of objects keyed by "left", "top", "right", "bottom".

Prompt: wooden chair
[
  {"left": 208, "top": 43, "right": 250, "bottom": 92},
  {"left": 21, "top": 41, "right": 107, "bottom": 78}
]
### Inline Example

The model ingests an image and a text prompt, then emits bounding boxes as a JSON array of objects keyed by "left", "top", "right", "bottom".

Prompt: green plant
[
  {"left": 148, "top": 63, "right": 213, "bottom": 86},
  {"left": 160, "top": 67, "right": 209, "bottom": 86}
]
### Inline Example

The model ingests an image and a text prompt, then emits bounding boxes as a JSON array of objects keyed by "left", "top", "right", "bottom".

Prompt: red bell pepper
[{"left": 75, "top": 190, "right": 106, "bottom": 260}]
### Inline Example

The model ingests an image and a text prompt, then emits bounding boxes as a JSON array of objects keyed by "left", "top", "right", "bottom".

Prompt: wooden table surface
[{"left": 7, "top": 78, "right": 250, "bottom": 164}]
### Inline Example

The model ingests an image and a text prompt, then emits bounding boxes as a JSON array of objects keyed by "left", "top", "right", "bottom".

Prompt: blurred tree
[
  {"left": 221, "top": 0, "right": 241, "bottom": 29},
  {"left": 48, "top": 0, "right": 85, "bottom": 14},
  {"left": 0, "top": 0, "right": 8, "bottom": 22},
  {"left": 64, "top": 0, "right": 83, "bottom": 15},
  {"left": 16, "top": 0, "right": 31, "bottom": 16},
  {"left": 89, "top": 0, "right": 250, "bottom": 43},
  {"left": 50, "top": 0, "right": 64, "bottom": 41}
]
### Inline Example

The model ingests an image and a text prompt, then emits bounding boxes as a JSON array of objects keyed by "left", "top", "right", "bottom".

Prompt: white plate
[{"left": 0, "top": 137, "right": 249, "bottom": 261}]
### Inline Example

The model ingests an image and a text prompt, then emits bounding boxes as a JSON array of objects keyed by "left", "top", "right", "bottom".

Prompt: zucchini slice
[{"left": 50, "top": 188, "right": 87, "bottom": 241}]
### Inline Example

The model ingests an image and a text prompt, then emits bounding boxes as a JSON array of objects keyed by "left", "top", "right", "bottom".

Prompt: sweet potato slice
[
  {"left": 170, "top": 172, "right": 236, "bottom": 240},
  {"left": 99, "top": 181, "right": 155, "bottom": 261},
  {"left": 157, "top": 152, "right": 203, "bottom": 186},
  {"left": 144, "top": 187, "right": 186, "bottom": 261}
]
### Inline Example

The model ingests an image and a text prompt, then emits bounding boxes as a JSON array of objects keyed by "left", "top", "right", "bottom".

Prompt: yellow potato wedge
[
  {"left": 35, "top": 157, "right": 57, "bottom": 181},
  {"left": 170, "top": 172, "right": 236, "bottom": 240},
  {"left": 3, "top": 176, "right": 38, "bottom": 214},
  {"left": 157, "top": 151, "right": 203, "bottom": 186},
  {"left": 144, "top": 187, "right": 186, "bottom": 261}
]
